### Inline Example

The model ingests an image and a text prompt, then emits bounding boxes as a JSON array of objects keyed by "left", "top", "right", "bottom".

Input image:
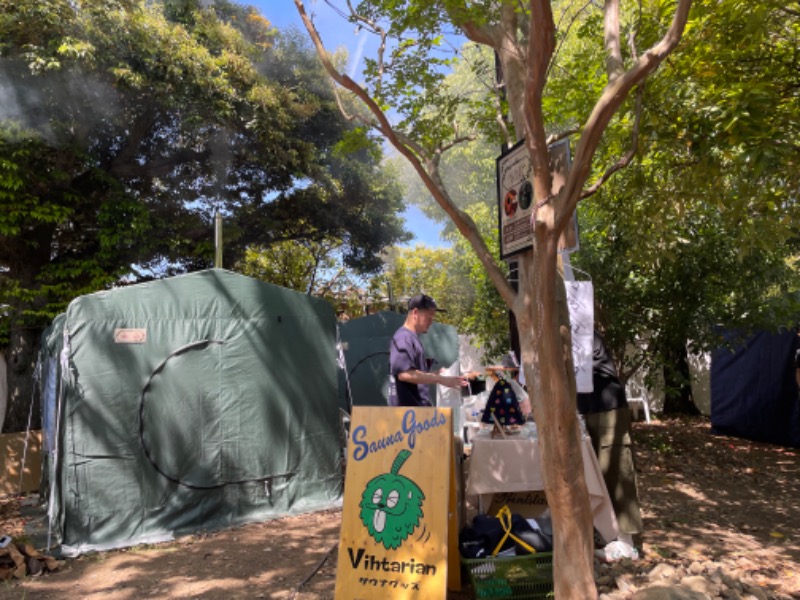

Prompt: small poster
[
  {"left": 335, "top": 406, "right": 454, "bottom": 600},
  {"left": 497, "top": 138, "right": 578, "bottom": 259}
]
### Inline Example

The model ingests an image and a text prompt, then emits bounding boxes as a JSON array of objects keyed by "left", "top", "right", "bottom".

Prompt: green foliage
[
  {"left": 0, "top": 0, "right": 409, "bottom": 347},
  {"left": 366, "top": 202, "right": 509, "bottom": 360},
  {"left": 345, "top": 1, "right": 475, "bottom": 153},
  {"left": 377, "top": 0, "right": 799, "bottom": 382},
  {"left": 374, "top": 245, "right": 466, "bottom": 324},
  {"left": 381, "top": 42, "right": 510, "bottom": 357},
  {"left": 569, "top": 0, "right": 800, "bottom": 386},
  {"left": 446, "top": 203, "right": 509, "bottom": 360},
  {"left": 238, "top": 242, "right": 330, "bottom": 291}
]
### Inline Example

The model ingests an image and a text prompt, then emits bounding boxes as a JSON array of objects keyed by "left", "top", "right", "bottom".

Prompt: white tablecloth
[{"left": 466, "top": 433, "right": 619, "bottom": 543}]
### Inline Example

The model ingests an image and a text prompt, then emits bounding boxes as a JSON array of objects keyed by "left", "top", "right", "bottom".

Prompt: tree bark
[
  {"left": 2, "top": 328, "right": 41, "bottom": 433},
  {"left": 2, "top": 225, "right": 53, "bottom": 433},
  {"left": 662, "top": 342, "right": 701, "bottom": 415},
  {"left": 293, "top": 2, "right": 694, "bottom": 597},
  {"left": 517, "top": 245, "right": 596, "bottom": 598}
]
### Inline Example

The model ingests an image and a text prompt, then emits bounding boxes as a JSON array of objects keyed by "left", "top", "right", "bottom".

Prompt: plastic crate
[{"left": 462, "top": 552, "right": 554, "bottom": 599}]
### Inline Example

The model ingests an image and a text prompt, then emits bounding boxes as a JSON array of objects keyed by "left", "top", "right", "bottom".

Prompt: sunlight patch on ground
[{"left": 672, "top": 481, "right": 716, "bottom": 504}]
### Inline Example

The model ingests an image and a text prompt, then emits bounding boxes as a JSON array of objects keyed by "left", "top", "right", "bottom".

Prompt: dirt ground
[{"left": 1, "top": 416, "right": 798, "bottom": 599}]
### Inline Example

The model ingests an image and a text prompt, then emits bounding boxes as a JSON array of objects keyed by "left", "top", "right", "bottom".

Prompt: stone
[
  {"left": 648, "top": 563, "right": 678, "bottom": 582},
  {"left": 688, "top": 561, "right": 705, "bottom": 575},
  {"left": 616, "top": 573, "right": 636, "bottom": 592},
  {"left": 597, "top": 574, "right": 614, "bottom": 586},
  {"left": 630, "top": 585, "right": 712, "bottom": 600},
  {"left": 600, "top": 592, "right": 629, "bottom": 600},
  {"left": 680, "top": 575, "right": 718, "bottom": 596},
  {"left": 721, "top": 572, "right": 738, "bottom": 589},
  {"left": 720, "top": 588, "right": 742, "bottom": 600},
  {"left": 741, "top": 585, "right": 768, "bottom": 600}
]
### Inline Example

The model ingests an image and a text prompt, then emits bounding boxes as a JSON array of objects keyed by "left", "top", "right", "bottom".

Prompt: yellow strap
[{"left": 491, "top": 505, "right": 536, "bottom": 556}]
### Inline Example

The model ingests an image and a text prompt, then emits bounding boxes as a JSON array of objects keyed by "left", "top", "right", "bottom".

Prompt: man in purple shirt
[{"left": 389, "top": 294, "right": 467, "bottom": 406}]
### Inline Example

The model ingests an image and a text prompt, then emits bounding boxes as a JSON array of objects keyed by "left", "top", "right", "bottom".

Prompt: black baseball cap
[{"left": 408, "top": 294, "right": 445, "bottom": 312}]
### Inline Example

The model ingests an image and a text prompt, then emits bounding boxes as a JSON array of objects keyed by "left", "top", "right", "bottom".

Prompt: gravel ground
[{"left": 1, "top": 416, "right": 798, "bottom": 599}]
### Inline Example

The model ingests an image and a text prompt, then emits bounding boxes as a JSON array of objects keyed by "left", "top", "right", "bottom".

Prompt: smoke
[
  {"left": 0, "top": 59, "right": 122, "bottom": 144},
  {"left": 0, "top": 60, "right": 52, "bottom": 137},
  {"left": 348, "top": 33, "right": 368, "bottom": 80}
]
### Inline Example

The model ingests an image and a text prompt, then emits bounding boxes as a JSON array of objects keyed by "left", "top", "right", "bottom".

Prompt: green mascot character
[{"left": 359, "top": 449, "right": 425, "bottom": 549}]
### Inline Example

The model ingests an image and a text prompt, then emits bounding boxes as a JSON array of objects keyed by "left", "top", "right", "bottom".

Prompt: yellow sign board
[{"left": 335, "top": 406, "right": 454, "bottom": 599}]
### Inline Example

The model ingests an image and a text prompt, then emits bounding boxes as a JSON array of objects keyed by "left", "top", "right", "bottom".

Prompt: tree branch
[
  {"left": 343, "top": 0, "right": 390, "bottom": 98},
  {"left": 458, "top": 12, "right": 503, "bottom": 47},
  {"left": 604, "top": 0, "right": 624, "bottom": 82},
  {"left": 558, "top": 0, "right": 693, "bottom": 231},
  {"left": 107, "top": 107, "right": 157, "bottom": 174},
  {"left": 111, "top": 148, "right": 211, "bottom": 179},
  {"left": 777, "top": 6, "right": 800, "bottom": 18},
  {"left": 580, "top": 81, "right": 644, "bottom": 200},
  {"left": 293, "top": 0, "right": 516, "bottom": 308},
  {"left": 549, "top": 0, "right": 599, "bottom": 80},
  {"left": 524, "top": 1, "right": 557, "bottom": 204},
  {"left": 438, "top": 133, "right": 477, "bottom": 154},
  {"left": 547, "top": 127, "right": 580, "bottom": 145},
  {"left": 458, "top": 2, "right": 528, "bottom": 136}
]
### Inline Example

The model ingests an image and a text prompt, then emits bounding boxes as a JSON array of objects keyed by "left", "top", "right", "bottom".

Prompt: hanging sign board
[
  {"left": 566, "top": 280, "right": 594, "bottom": 393},
  {"left": 335, "top": 406, "right": 454, "bottom": 600},
  {"left": 497, "top": 138, "right": 579, "bottom": 259}
]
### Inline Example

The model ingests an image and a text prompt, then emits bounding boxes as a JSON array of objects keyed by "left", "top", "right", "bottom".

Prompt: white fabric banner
[{"left": 565, "top": 281, "right": 594, "bottom": 393}]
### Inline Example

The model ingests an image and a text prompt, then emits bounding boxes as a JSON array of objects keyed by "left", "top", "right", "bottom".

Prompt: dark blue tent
[{"left": 711, "top": 328, "right": 800, "bottom": 447}]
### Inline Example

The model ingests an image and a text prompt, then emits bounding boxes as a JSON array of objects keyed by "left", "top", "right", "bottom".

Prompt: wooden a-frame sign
[{"left": 335, "top": 406, "right": 460, "bottom": 599}]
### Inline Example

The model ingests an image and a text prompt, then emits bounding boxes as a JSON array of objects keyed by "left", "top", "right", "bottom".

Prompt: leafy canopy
[{"left": 0, "top": 0, "right": 409, "bottom": 340}]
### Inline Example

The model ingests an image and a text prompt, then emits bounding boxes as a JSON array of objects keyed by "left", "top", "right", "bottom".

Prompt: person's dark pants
[{"left": 583, "top": 407, "right": 643, "bottom": 538}]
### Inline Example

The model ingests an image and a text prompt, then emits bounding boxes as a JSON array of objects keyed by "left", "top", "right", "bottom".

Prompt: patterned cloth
[{"left": 481, "top": 379, "right": 524, "bottom": 427}]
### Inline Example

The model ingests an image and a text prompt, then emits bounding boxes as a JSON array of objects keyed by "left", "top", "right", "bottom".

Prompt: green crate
[{"left": 462, "top": 552, "right": 554, "bottom": 600}]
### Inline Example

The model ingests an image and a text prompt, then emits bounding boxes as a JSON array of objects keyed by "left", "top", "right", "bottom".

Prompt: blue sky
[{"left": 251, "top": 1, "right": 448, "bottom": 248}]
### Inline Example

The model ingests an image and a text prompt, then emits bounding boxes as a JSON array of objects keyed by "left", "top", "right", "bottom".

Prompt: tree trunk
[
  {"left": 661, "top": 341, "right": 700, "bottom": 416},
  {"left": 2, "top": 226, "right": 53, "bottom": 433},
  {"left": 518, "top": 248, "right": 596, "bottom": 599},
  {"left": 2, "top": 328, "right": 42, "bottom": 433}
]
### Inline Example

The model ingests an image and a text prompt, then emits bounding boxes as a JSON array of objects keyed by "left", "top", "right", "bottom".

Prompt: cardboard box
[
  {"left": 487, "top": 490, "right": 549, "bottom": 519},
  {"left": 0, "top": 431, "right": 42, "bottom": 496}
]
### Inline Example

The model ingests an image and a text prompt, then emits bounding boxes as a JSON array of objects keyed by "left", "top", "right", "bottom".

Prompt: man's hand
[
  {"left": 439, "top": 375, "right": 469, "bottom": 390},
  {"left": 397, "top": 370, "right": 468, "bottom": 389}
]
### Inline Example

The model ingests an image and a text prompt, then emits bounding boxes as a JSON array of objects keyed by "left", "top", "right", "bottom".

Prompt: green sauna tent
[
  {"left": 337, "top": 311, "right": 459, "bottom": 411},
  {"left": 38, "top": 269, "right": 342, "bottom": 556}
]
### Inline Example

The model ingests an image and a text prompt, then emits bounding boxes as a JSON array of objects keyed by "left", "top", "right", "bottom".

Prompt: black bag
[
  {"left": 512, "top": 515, "right": 553, "bottom": 553},
  {"left": 459, "top": 509, "right": 553, "bottom": 558},
  {"left": 458, "top": 521, "right": 491, "bottom": 559}
]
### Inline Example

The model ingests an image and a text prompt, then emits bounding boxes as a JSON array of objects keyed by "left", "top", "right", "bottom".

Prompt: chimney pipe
[{"left": 214, "top": 212, "right": 223, "bottom": 268}]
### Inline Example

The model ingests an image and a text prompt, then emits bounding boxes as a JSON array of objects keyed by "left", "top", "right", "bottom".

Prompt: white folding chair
[{"left": 625, "top": 380, "right": 652, "bottom": 423}]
